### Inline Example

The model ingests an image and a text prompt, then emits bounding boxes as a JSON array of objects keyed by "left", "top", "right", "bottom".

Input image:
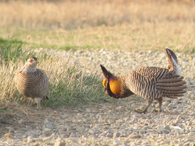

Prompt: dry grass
[
  {"left": 0, "top": 0, "right": 194, "bottom": 29},
  {"left": 0, "top": 43, "right": 107, "bottom": 108},
  {"left": 0, "top": 0, "right": 195, "bottom": 51}
]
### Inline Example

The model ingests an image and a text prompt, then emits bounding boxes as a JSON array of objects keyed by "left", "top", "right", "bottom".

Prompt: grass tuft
[
  {"left": 0, "top": 39, "right": 112, "bottom": 108},
  {"left": 42, "top": 59, "right": 111, "bottom": 108},
  {"left": 0, "top": 37, "right": 35, "bottom": 64},
  {"left": 0, "top": 0, "right": 195, "bottom": 51}
]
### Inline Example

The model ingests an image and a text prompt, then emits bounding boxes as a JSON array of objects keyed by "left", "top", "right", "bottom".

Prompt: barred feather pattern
[
  {"left": 15, "top": 68, "right": 49, "bottom": 99},
  {"left": 123, "top": 67, "right": 186, "bottom": 101}
]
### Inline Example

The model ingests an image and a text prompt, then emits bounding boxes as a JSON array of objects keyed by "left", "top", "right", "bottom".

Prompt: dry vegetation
[
  {"left": 0, "top": 0, "right": 195, "bottom": 51},
  {"left": 0, "top": 46, "right": 106, "bottom": 108},
  {"left": 0, "top": 0, "right": 195, "bottom": 107}
]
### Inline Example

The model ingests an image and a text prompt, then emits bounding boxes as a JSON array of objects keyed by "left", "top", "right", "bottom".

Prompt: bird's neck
[{"left": 21, "top": 64, "right": 37, "bottom": 73}]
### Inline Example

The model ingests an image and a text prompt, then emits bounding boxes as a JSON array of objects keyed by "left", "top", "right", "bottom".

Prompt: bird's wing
[
  {"left": 34, "top": 69, "right": 50, "bottom": 95},
  {"left": 135, "top": 67, "right": 169, "bottom": 81},
  {"left": 125, "top": 67, "right": 186, "bottom": 100},
  {"left": 16, "top": 69, "right": 49, "bottom": 98}
]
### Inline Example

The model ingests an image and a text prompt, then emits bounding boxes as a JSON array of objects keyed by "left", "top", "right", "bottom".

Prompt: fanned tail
[
  {"left": 156, "top": 75, "right": 186, "bottom": 98},
  {"left": 166, "top": 48, "right": 181, "bottom": 75},
  {"left": 46, "top": 95, "right": 49, "bottom": 100},
  {"left": 42, "top": 95, "right": 49, "bottom": 100}
]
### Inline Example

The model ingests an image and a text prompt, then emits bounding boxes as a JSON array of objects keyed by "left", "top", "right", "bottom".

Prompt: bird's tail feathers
[
  {"left": 42, "top": 95, "right": 49, "bottom": 100},
  {"left": 156, "top": 75, "right": 186, "bottom": 98},
  {"left": 166, "top": 48, "right": 181, "bottom": 75}
]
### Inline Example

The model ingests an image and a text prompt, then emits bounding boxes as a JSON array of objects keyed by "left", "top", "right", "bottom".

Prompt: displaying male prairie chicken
[
  {"left": 15, "top": 56, "right": 49, "bottom": 109},
  {"left": 100, "top": 48, "right": 186, "bottom": 113}
]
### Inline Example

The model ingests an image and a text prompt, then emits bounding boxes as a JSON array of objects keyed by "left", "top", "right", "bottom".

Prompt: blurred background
[{"left": 0, "top": 0, "right": 195, "bottom": 51}]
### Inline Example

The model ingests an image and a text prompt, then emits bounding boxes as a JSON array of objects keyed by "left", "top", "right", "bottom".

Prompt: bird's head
[
  {"left": 27, "top": 56, "right": 39, "bottom": 68},
  {"left": 102, "top": 78, "right": 122, "bottom": 95},
  {"left": 100, "top": 64, "right": 134, "bottom": 99}
]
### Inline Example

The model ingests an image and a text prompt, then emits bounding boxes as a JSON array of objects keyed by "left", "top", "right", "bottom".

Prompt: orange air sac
[{"left": 109, "top": 80, "right": 121, "bottom": 95}]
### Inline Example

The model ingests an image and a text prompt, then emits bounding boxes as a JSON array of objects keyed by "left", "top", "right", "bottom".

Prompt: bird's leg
[
  {"left": 27, "top": 97, "right": 34, "bottom": 106},
  {"left": 142, "top": 100, "right": 153, "bottom": 113},
  {"left": 157, "top": 97, "right": 163, "bottom": 112},
  {"left": 134, "top": 100, "right": 153, "bottom": 114},
  {"left": 35, "top": 98, "right": 42, "bottom": 109}
]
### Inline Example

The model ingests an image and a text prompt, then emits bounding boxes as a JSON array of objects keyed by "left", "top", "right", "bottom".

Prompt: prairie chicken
[
  {"left": 15, "top": 56, "right": 49, "bottom": 109},
  {"left": 100, "top": 48, "right": 186, "bottom": 113}
]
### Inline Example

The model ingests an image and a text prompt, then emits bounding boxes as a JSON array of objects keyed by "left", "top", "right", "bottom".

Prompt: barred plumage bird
[
  {"left": 100, "top": 48, "right": 186, "bottom": 113},
  {"left": 15, "top": 56, "right": 49, "bottom": 109}
]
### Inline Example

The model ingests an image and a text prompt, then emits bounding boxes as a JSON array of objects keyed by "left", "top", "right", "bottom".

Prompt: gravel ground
[{"left": 0, "top": 49, "right": 195, "bottom": 146}]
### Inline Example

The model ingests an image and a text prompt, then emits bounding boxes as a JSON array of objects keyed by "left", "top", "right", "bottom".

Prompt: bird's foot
[
  {"left": 35, "top": 98, "right": 42, "bottom": 109},
  {"left": 152, "top": 108, "right": 163, "bottom": 113},
  {"left": 27, "top": 98, "right": 34, "bottom": 106}
]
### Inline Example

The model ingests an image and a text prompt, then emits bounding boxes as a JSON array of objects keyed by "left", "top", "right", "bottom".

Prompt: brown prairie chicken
[
  {"left": 100, "top": 48, "right": 186, "bottom": 113},
  {"left": 15, "top": 56, "right": 49, "bottom": 109}
]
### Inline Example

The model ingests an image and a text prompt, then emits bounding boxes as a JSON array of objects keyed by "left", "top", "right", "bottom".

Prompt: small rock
[
  {"left": 106, "top": 132, "right": 113, "bottom": 138},
  {"left": 129, "top": 135, "right": 142, "bottom": 139},
  {"left": 54, "top": 140, "right": 66, "bottom": 146},
  {"left": 27, "top": 136, "right": 32, "bottom": 143},
  {"left": 113, "top": 140, "right": 122, "bottom": 145},
  {"left": 4, "top": 133, "right": 12, "bottom": 139},
  {"left": 188, "top": 56, "right": 193, "bottom": 60},
  {"left": 43, "top": 128, "right": 53, "bottom": 137},
  {"left": 114, "top": 132, "right": 120, "bottom": 138},
  {"left": 179, "top": 124, "right": 184, "bottom": 129},
  {"left": 164, "top": 125, "right": 171, "bottom": 131},
  {"left": 43, "top": 119, "right": 54, "bottom": 130},
  {"left": 18, "top": 119, "right": 25, "bottom": 124}
]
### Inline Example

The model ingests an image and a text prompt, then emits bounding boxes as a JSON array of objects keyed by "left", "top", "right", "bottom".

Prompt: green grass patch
[
  {"left": 0, "top": 37, "right": 35, "bottom": 64},
  {"left": 0, "top": 27, "right": 104, "bottom": 50},
  {"left": 0, "top": 38, "right": 114, "bottom": 108},
  {"left": 58, "top": 45, "right": 78, "bottom": 51},
  {"left": 43, "top": 65, "right": 113, "bottom": 108}
]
